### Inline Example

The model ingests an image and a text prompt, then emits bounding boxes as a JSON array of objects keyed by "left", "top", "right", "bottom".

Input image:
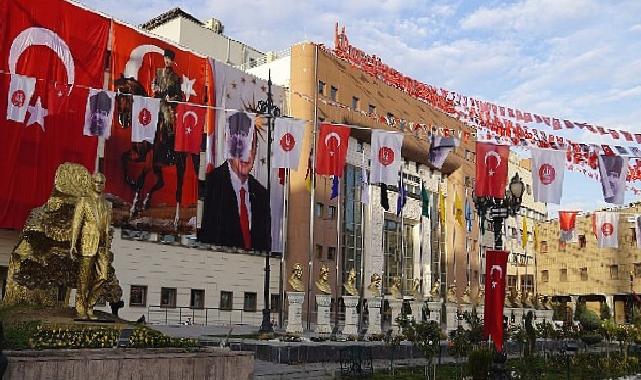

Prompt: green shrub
[
  {"left": 465, "top": 347, "right": 492, "bottom": 379},
  {"left": 581, "top": 333, "right": 603, "bottom": 346},
  {"left": 4, "top": 321, "right": 40, "bottom": 349}
]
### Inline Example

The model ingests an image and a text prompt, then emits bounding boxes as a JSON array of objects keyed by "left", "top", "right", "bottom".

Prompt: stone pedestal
[
  {"left": 506, "top": 307, "right": 523, "bottom": 326},
  {"left": 426, "top": 301, "right": 442, "bottom": 325},
  {"left": 445, "top": 303, "right": 460, "bottom": 332},
  {"left": 341, "top": 296, "right": 359, "bottom": 336},
  {"left": 366, "top": 297, "right": 382, "bottom": 336},
  {"left": 535, "top": 309, "right": 554, "bottom": 324},
  {"left": 460, "top": 304, "right": 474, "bottom": 329},
  {"left": 410, "top": 300, "right": 423, "bottom": 322},
  {"left": 286, "top": 292, "right": 304, "bottom": 334},
  {"left": 389, "top": 298, "right": 403, "bottom": 335},
  {"left": 315, "top": 294, "right": 332, "bottom": 334}
]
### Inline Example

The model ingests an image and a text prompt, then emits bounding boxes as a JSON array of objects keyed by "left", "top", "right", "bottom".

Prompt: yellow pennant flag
[
  {"left": 439, "top": 190, "right": 446, "bottom": 225},
  {"left": 455, "top": 192, "right": 464, "bottom": 227},
  {"left": 533, "top": 224, "right": 539, "bottom": 251},
  {"left": 522, "top": 215, "right": 528, "bottom": 249}
]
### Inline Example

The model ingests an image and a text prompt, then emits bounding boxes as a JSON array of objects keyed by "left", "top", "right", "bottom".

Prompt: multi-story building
[{"left": 537, "top": 203, "right": 641, "bottom": 324}]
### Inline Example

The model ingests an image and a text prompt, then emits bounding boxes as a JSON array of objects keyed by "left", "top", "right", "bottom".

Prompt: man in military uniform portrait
[{"left": 152, "top": 49, "right": 183, "bottom": 165}]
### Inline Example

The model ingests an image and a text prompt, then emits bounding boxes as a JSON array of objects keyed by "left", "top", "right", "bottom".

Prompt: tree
[{"left": 401, "top": 319, "right": 442, "bottom": 379}]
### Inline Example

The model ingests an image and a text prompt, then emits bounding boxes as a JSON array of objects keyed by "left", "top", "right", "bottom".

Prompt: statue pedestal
[
  {"left": 286, "top": 292, "right": 304, "bottom": 334},
  {"left": 460, "top": 304, "right": 473, "bottom": 329},
  {"left": 410, "top": 300, "right": 423, "bottom": 322},
  {"left": 506, "top": 307, "right": 523, "bottom": 326},
  {"left": 341, "top": 296, "right": 359, "bottom": 336},
  {"left": 366, "top": 297, "right": 382, "bottom": 336},
  {"left": 535, "top": 309, "right": 554, "bottom": 325},
  {"left": 445, "top": 303, "right": 460, "bottom": 333},
  {"left": 315, "top": 294, "right": 332, "bottom": 334},
  {"left": 389, "top": 298, "right": 403, "bottom": 335},
  {"left": 426, "top": 301, "right": 442, "bottom": 325}
]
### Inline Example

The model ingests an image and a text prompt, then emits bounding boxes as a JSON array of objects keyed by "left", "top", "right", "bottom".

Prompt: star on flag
[{"left": 26, "top": 96, "right": 48, "bottom": 131}]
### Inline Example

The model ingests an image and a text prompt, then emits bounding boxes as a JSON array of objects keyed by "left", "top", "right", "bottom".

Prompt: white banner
[
  {"left": 131, "top": 95, "right": 159, "bottom": 143},
  {"left": 531, "top": 148, "right": 565, "bottom": 204},
  {"left": 370, "top": 130, "right": 403, "bottom": 186},
  {"left": 272, "top": 118, "right": 305, "bottom": 170}
]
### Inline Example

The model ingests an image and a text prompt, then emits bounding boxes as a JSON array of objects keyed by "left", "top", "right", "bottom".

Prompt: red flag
[
  {"left": 559, "top": 211, "right": 579, "bottom": 242},
  {"left": 475, "top": 142, "right": 509, "bottom": 198},
  {"left": 174, "top": 104, "right": 205, "bottom": 153},
  {"left": 484, "top": 250, "right": 509, "bottom": 352},
  {"left": 315, "top": 123, "right": 350, "bottom": 176}
]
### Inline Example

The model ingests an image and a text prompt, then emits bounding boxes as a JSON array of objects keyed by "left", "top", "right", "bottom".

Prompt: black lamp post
[
  {"left": 257, "top": 71, "right": 280, "bottom": 334},
  {"left": 474, "top": 173, "right": 524, "bottom": 379}
]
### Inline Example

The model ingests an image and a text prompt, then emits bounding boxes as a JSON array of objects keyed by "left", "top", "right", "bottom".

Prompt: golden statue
[
  {"left": 509, "top": 288, "right": 522, "bottom": 308},
  {"left": 288, "top": 263, "right": 305, "bottom": 292},
  {"left": 411, "top": 278, "right": 422, "bottom": 300},
  {"left": 367, "top": 273, "right": 381, "bottom": 297},
  {"left": 430, "top": 279, "right": 441, "bottom": 300},
  {"left": 343, "top": 268, "right": 358, "bottom": 296},
  {"left": 522, "top": 291, "right": 534, "bottom": 308},
  {"left": 389, "top": 276, "right": 402, "bottom": 299},
  {"left": 4, "top": 163, "right": 120, "bottom": 319},
  {"left": 476, "top": 286, "right": 485, "bottom": 304},
  {"left": 462, "top": 284, "right": 472, "bottom": 304},
  {"left": 315, "top": 265, "right": 332, "bottom": 294},
  {"left": 446, "top": 281, "right": 458, "bottom": 303}
]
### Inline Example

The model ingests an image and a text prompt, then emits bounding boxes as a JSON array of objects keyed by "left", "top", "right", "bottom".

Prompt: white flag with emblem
[
  {"left": 370, "top": 130, "right": 403, "bottom": 186},
  {"left": 598, "top": 155, "right": 628, "bottom": 205},
  {"left": 595, "top": 211, "right": 619, "bottom": 248},
  {"left": 131, "top": 95, "right": 159, "bottom": 143},
  {"left": 83, "top": 89, "right": 116, "bottom": 138},
  {"left": 530, "top": 148, "right": 565, "bottom": 204},
  {"left": 272, "top": 118, "right": 305, "bottom": 170},
  {"left": 6, "top": 74, "right": 36, "bottom": 122}
]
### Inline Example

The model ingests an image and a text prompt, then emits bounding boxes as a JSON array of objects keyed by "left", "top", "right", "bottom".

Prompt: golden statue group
[{"left": 4, "top": 163, "right": 121, "bottom": 320}]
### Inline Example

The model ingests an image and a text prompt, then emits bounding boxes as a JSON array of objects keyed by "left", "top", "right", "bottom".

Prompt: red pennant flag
[
  {"left": 174, "top": 104, "right": 205, "bottom": 153},
  {"left": 601, "top": 145, "right": 615, "bottom": 156},
  {"left": 542, "top": 117, "right": 551, "bottom": 126},
  {"left": 484, "top": 250, "right": 509, "bottom": 352},
  {"left": 552, "top": 119, "right": 562, "bottom": 130},
  {"left": 563, "top": 120, "right": 575, "bottom": 129},
  {"left": 621, "top": 131, "right": 633, "bottom": 141},
  {"left": 596, "top": 126, "right": 606, "bottom": 135},
  {"left": 534, "top": 114, "right": 542, "bottom": 123},
  {"left": 315, "top": 123, "right": 350, "bottom": 177},
  {"left": 508, "top": 108, "right": 514, "bottom": 117},
  {"left": 559, "top": 211, "right": 579, "bottom": 242},
  {"left": 608, "top": 129, "right": 620, "bottom": 140},
  {"left": 475, "top": 142, "right": 509, "bottom": 198}
]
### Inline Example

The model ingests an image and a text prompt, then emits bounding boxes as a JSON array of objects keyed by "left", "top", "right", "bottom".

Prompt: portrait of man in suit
[{"left": 198, "top": 112, "right": 271, "bottom": 251}]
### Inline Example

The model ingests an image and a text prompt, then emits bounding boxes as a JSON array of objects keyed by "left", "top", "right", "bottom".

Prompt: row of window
[
  {"left": 540, "top": 264, "right": 641, "bottom": 282},
  {"left": 128, "top": 286, "right": 275, "bottom": 312},
  {"left": 318, "top": 80, "right": 391, "bottom": 119},
  {"left": 540, "top": 230, "right": 638, "bottom": 253},
  {"left": 315, "top": 245, "right": 336, "bottom": 261},
  {"left": 314, "top": 202, "right": 337, "bottom": 219}
]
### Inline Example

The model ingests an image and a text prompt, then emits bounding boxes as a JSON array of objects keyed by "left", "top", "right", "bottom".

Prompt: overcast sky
[{"left": 80, "top": 0, "right": 641, "bottom": 214}]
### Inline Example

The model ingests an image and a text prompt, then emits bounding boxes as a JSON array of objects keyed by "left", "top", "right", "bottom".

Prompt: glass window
[
  {"left": 560, "top": 269, "right": 568, "bottom": 282},
  {"left": 130, "top": 285, "right": 147, "bottom": 307},
  {"left": 328, "top": 206, "right": 336, "bottom": 219},
  {"left": 270, "top": 294, "right": 280, "bottom": 313},
  {"left": 610, "top": 265, "right": 619, "bottom": 280},
  {"left": 190, "top": 289, "right": 205, "bottom": 309},
  {"left": 318, "top": 80, "right": 325, "bottom": 95},
  {"left": 383, "top": 218, "right": 414, "bottom": 294},
  {"left": 315, "top": 202, "right": 324, "bottom": 218},
  {"left": 507, "top": 275, "right": 518, "bottom": 293},
  {"left": 327, "top": 247, "right": 336, "bottom": 260},
  {"left": 315, "top": 245, "right": 323, "bottom": 259},
  {"left": 368, "top": 104, "right": 376, "bottom": 115},
  {"left": 330, "top": 85, "right": 338, "bottom": 101},
  {"left": 352, "top": 96, "right": 360, "bottom": 110},
  {"left": 541, "top": 270, "right": 549, "bottom": 282},
  {"left": 540, "top": 241, "right": 548, "bottom": 253},
  {"left": 220, "top": 291, "right": 233, "bottom": 310},
  {"left": 243, "top": 292, "right": 257, "bottom": 312},
  {"left": 579, "top": 235, "right": 586, "bottom": 248},
  {"left": 160, "top": 287, "right": 177, "bottom": 308},
  {"left": 635, "top": 263, "right": 641, "bottom": 278},
  {"left": 580, "top": 268, "right": 588, "bottom": 281}
]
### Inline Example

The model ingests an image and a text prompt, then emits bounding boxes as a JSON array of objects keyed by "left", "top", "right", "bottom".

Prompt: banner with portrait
[
  {"left": 198, "top": 59, "right": 286, "bottom": 252},
  {"left": 104, "top": 21, "right": 212, "bottom": 232}
]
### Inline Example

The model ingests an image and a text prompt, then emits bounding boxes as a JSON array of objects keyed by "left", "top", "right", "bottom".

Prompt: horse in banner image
[{"left": 113, "top": 74, "right": 199, "bottom": 226}]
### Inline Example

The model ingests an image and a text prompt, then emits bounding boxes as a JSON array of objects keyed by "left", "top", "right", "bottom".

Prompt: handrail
[{"left": 146, "top": 305, "right": 279, "bottom": 326}]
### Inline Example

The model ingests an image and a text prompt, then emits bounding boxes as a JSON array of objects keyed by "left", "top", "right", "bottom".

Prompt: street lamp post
[
  {"left": 474, "top": 173, "right": 525, "bottom": 379},
  {"left": 257, "top": 71, "right": 280, "bottom": 334}
]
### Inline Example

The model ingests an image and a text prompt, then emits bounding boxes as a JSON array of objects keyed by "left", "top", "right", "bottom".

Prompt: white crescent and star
[
  {"left": 9, "top": 27, "right": 76, "bottom": 131},
  {"left": 484, "top": 150, "right": 502, "bottom": 176},
  {"left": 182, "top": 110, "right": 198, "bottom": 134},
  {"left": 181, "top": 75, "right": 197, "bottom": 100},
  {"left": 124, "top": 44, "right": 164, "bottom": 79},
  {"left": 324, "top": 132, "right": 341, "bottom": 156},
  {"left": 489, "top": 264, "right": 503, "bottom": 289}
]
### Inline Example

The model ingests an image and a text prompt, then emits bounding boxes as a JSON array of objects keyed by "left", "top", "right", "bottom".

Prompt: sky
[{"left": 79, "top": 0, "right": 641, "bottom": 215}]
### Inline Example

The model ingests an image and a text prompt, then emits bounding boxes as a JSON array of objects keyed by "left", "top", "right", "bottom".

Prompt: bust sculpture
[
  {"left": 411, "top": 278, "right": 421, "bottom": 300},
  {"left": 343, "top": 268, "right": 358, "bottom": 296},
  {"left": 522, "top": 291, "right": 534, "bottom": 308},
  {"left": 476, "top": 286, "right": 485, "bottom": 304},
  {"left": 315, "top": 265, "right": 331, "bottom": 294},
  {"left": 462, "top": 284, "right": 472, "bottom": 304},
  {"left": 447, "top": 281, "right": 458, "bottom": 303},
  {"left": 430, "top": 279, "right": 441, "bottom": 300},
  {"left": 390, "top": 276, "right": 402, "bottom": 299},
  {"left": 367, "top": 273, "right": 381, "bottom": 297},
  {"left": 288, "top": 263, "right": 305, "bottom": 292}
]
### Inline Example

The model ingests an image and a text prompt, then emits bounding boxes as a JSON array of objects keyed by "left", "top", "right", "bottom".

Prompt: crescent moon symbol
[
  {"left": 484, "top": 150, "right": 502, "bottom": 168},
  {"left": 9, "top": 27, "right": 75, "bottom": 94},
  {"left": 124, "top": 44, "right": 164, "bottom": 79},
  {"left": 324, "top": 132, "right": 341, "bottom": 147},
  {"left": 182, "top": 110, "right": 198, "bottom": 125}
]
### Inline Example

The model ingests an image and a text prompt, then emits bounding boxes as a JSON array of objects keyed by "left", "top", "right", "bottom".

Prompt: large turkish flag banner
[
  {"left": 0, "top": 0, "right": 109, "bottom": 228},
  {"left": 315, "top": 123, "right": 350, "bottom": 177},
  {"left": 105, "top": 22, "right": 211, "bottom": 209},
  {"left": 483, "top": 250, "right": 509, "bottom": 352},
  {"left": 475, "top": 142, "right": 509, "bottom": 198}
]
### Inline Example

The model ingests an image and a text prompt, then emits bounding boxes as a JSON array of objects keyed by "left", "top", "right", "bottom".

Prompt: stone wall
[{"left": 4, "top": 347, "right": 253, "bottom": 380}]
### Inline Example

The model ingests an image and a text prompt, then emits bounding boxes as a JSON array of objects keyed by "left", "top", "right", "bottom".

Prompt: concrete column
[
  {"left": 286, "top": 292, "right": 305, "bottom": 334},
  {"left": 366, "top": 297, "right": 382, "bottom": 336}
]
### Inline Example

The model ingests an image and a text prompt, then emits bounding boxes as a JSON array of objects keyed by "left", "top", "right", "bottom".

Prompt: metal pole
[
  {"left": 279, "top": 168, "right": 289, "bottom": 328},
  {"left": 334, "top": 172, "right": 342, "bottom": 332},
  {"left": 419, "top": 181, "right": 425, "bottom": 302},
  {"left": 358, "top": 153, "right": 367, "bottom": 332},
  {"left": 399, "top": 164, "right": 405, "bottom": 300},
  {"left": 306, "top": 44, "right": 319, "bottom": 331}
]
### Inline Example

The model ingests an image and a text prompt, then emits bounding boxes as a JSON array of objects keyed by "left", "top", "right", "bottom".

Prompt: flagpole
[
  {"left": 306, "top": 44, "right": 319, "bottom": 331},
  {"left": 419, "top": 181, "right": 425, "bottom": 301},
  {"left": 334, "top": 171, "right": 343, "bottom": 333},
  {"left": 358, "top": 151, "right": 368, "bottom": 332},
  {"left": 437, "top": 182, "right": 444, "bottom": 300},
  {"left": 399, "top": 163, "right": 405, "bottom": 299},
  {"left": 279, "top": 168, "right": 289, "bottom": 328}
]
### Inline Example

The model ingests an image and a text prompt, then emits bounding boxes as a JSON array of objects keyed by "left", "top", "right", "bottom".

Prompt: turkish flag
[
  {"left": 475, "top": 142, "right": 509, "bottom": 198},
  {"left": 483, "top": 250, "right": 509, "bottom": 352},
  {"left": 315, "top": 123, "right": 350, "bottom": 177},
  {"left": 174, "top": 103, "right": 205, "bottom": 153},
  {"left": 0, "top": 0, "right": 109, "bottom": 228}
]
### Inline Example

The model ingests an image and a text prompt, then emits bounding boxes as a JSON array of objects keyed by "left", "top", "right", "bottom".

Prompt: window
[
  {"left": 351, "top": 96, "right": 360, "bottom": 110},
  {"left": 270, "top": 294, "right": 280, "bottom": 313},
  {"left": 330, "top": 85, "right": 338, "bottom": 101},
  {"left": 368, "top": 104, "right": 376, "bottom": 115},
  {"left": 315, "top": 244, "right": 323, "bottom": 259},
  {"left": 220, "top": 291, "right": 233, "bottom": 310},
  {"left": 315, "top": 202, "right": 324, "bottom": 218},
  {"left": 541, "top": 270, "right": 549, "bottom": 282},
  {"left": 327, "top": 247, "right": 336, "bottom": 260},
  {"left": 160, "top": 287, "right": 177, "bottom": 308},
  {"left": 610, "top": 265, "right": 619, "bottom": 280},
  {"left": 243, "top": 292, "right": 257, "bottom": 312},
  {"left": 558, "top": 240, "right": 566, "bottom": 252},
  {"left": 507, "top": 275, "right": 518, "bottom": 292},
  {"left": 190, "top": 289, "right": 205, "bottom": 309},
  {"left": 540, "top": 241, "right": 548, "bottom": 253},
  {"left": 632, "top": 228, "right": 638, "bottom": 247},
  {"left": 580, "top": 268, "right": 588, "bottom": 281},
  {"left": 560, "top": 269, "right": 568, "bottom": 282},
  {"left": 635, "top": 263, "right": 641, "bottom": 278},
  {"left": 318, "top": 80, "right": 325, "bottom": 95},
  {"left": 579, "top": 235, "right": 586, "bottom": 248},
  {"left": 130, "top": 285, "right": 147, "bottom": 307},
  {"left": 328, "top": 205, "right": 336, "bottom": 219},
  {"left": 526, "top": 184, "right": 531, "bottom": 195}
]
